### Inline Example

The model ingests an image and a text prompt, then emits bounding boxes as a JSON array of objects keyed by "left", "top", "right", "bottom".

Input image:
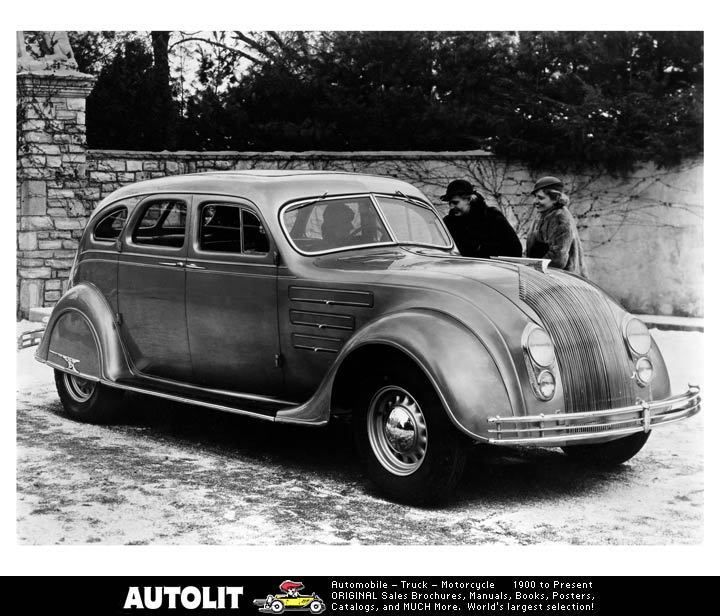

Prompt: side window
[
  {"left": 93, "top": 208, "right": 127, "bottom": 241},
  {"left": 200, "top": 204, "right": 241, "bottom": 253},
  {"left": 198, "top": 204, "right": 269, "bottom": 255},
  {"left": 132, "top": 200, "right": 187, "bottom": 248},
  {"left": 242, "top": 210, "right": 269, "bottom": 254}
]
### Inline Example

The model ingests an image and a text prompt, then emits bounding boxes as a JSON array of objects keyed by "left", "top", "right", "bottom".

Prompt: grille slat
[{"left": 519, "top": 270, "right": 634, "bottom": 413}]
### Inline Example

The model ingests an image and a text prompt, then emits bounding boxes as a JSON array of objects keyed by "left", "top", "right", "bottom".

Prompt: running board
[{"left": 109, "top": 380, "right": 285, "bottom": 423}]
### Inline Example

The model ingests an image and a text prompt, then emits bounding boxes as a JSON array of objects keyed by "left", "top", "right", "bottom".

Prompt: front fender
[
  {"left": 36, "top": 283, "right": 132, "bottom": 381},
  {"left": 276, "top": 308, "right": 514, "bottom": 440}
]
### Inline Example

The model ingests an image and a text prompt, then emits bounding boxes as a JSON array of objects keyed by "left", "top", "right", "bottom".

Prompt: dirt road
[{"left": 16, "top": 329, "right": 703, "bottom": 545}]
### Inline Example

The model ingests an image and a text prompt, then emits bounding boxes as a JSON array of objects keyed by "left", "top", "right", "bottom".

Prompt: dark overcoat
[{"left": 443, "top": 202, "right": 522, "bottom": 259}]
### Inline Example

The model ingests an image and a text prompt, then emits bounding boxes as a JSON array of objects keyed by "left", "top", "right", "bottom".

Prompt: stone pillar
[{"left": 17, "top": 70, "right": 96, "bottom": 318}]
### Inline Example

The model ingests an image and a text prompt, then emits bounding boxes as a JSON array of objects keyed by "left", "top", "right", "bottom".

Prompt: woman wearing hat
[
  {"left": 526, "top": 176, "right": 587, "bottom": 276},
  {"left": 441, "top": 179, "right": 522, "bottom": 259}
]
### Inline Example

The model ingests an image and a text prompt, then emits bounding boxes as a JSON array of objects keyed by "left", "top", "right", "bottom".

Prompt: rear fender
[
  {"left": 276, "top": 309, "right": 513, "bottom": 440},
  {"left": 36, "top": 283, "right": 132, "bottom": 381}
]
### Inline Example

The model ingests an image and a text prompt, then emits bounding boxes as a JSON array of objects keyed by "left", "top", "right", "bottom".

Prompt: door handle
[
  {"left": 185, "top": 263, "right": 206, "bottom": 270},
  {"left": 159, "top": 261, "right": 184, "bottom": 267}
]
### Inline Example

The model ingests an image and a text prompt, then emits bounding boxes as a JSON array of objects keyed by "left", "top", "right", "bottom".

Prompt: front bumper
[{"left": 487, "top": 386, "right": 701, "bottom": 445}]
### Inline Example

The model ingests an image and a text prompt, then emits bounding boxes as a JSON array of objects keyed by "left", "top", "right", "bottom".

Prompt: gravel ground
[{"left": 16, "top": 327, "right": 703, "bottom": 545}]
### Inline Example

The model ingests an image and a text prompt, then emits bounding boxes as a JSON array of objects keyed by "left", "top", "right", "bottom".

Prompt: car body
[{"left": 36, "top": 170, "right": 701, "bottom": 503}]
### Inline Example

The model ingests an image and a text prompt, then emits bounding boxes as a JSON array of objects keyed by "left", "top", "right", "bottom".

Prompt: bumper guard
[{"left": 487, "top": 385, "right": 701, "bottom": 445}]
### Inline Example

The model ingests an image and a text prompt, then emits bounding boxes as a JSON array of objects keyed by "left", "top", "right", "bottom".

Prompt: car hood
[{"left": 311, "top": 246, "right": 528, "bottom": 309}]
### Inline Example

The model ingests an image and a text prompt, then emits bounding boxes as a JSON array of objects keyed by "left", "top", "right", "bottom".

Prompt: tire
[
  {"left": 353, "top": 363, "right": 467, "bottom": 505},
  {"left": 270, "top": 600, "right": 285, "bottom": 614},
  {"left": 309, "top": 601, "right": 324, "bottom": 614},
  {"left": 54, "top": 369, "right": 124, "bottom": 423},
  {"left": 562, "top": 431, "right": 650, "bottom": 467}
]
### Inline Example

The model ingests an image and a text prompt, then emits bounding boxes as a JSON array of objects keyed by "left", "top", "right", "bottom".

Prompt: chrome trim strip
[
  {"left": 106, "top": 381, "right": 280, "bottom": 422},
  {"left": 486, "top": 386, "right": 700, "bottom": 445}
]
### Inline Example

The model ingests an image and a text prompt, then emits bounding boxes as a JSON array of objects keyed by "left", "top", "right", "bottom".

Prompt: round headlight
[
  {"left": 537, "top": 370, "right": 556, "bottom": 400},
  {"left": 625, "top": 318, "right": 652, "bottom": 356},
  {"left": 635, "top": 357, "right": 654, "bottom": 385},
  {"left": 525, "top": 327, "right": 555, "bottom": 367}
]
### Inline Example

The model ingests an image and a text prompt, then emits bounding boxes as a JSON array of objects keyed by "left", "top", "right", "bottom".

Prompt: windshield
[{"left": 281, "top": 194, "right": 452, "bottom": 255}]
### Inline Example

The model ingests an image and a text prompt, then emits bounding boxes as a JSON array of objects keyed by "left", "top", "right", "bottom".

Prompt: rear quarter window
[{"left": 93, "top": 208, "right": 128, "bottom": 241}]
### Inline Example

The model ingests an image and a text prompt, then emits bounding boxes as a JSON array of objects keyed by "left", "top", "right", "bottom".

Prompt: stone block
[
  {"left": 37, "top": 144, "right": 62, "bottom": 156},
  {"left": 19, "top": 215, "right": 52, "bottom": 231},
  {"left": 18, "top": 267, "right": 52, "bottom": 279},
  {"left": 76, "top": 112, "right": 86, "bottom": 125},
  {"left": 19, "top": 257, "right": 46, "bottom": 267},
  {"left": 20, "top": 180, "right": 47, "bottom": 215},
  {"left": 45, "top": 156, "right": 63, "bottom": 168},
  {"left": 45, "top": 259, "right": 73, "bottom": 269},
  {"left": 23, "top": 132, "right": 53, "bottom": 144},
  {"left": 54, "top": 218, "right": 86, "bottom": 230},
  {"left": 166, "top": 161, "right": 180, "bottom": 173},
  {"left": 90, "top": 171, "right": 117, "bottom": 183},
  {"left": 98, "top": 160, "right": 127, "bottom": 172},
  {"left": 53, "top": 249, "right": 77, "bottom": 258},
  {"left": 18, "top": 232, "right": 38, "bottom": 251},
  {"left": 50, "top": 231, "right": 72, "bottom": 239},
  {"left": 143, "top": 161, "right": 162, "bottom": 171},
  {"left": 48, "top": 188, "right": 77, "bottom": 200},
  {"left": 45, "top": 279, "right": 63, "bottom": 291},
  {"left": 44, "top": 290, "right": 62, "bottom": 302},
  {"left": 117, "top": 172, "right": 136, "bottom": 182},
  {"left": 38, "top": 240, "right": 63, "bottom": 250},
  {"left": 66, "top": 98, "right": 86, "bottom": 111},
  {"left": 61, "top": 240, "right": 79, "bottom": 250},
  {"left": 55, "top": 110, "right": 78, "bottom": 120},
  {"left": 47, "top": 208, "right": 68, "bottom": 217},
  {"left": 19, "top": 280, "right": 43, "bottom": 313},
  {"left": 126, "top": 160, "right": 144, "bottom": 171}
]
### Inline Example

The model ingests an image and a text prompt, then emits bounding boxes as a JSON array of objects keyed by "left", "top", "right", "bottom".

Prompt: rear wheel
[
  {"left": 54, "top": 369, "right": 124, "bottom": 423},
  {"left": 353, "top": 363, "right": 467, "bottom": 505},
  {"left": 562, "top": 431, "right": 650, "bottom": 466}
]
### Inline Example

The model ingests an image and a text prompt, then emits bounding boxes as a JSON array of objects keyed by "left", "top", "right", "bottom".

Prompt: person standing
[
  {"left": 441, "top": 180, "right": 522, "bottom": 259},
  {"left": 526, "top": 176, "right": 587, "bottom": 276}
]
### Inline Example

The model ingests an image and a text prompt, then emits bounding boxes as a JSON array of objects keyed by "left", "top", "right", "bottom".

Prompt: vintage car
[
  {"left": 36, "top": 170, "right": 701, "bottom": 503},
  {"left": 253, "top": 580, "right": 325, "bottom": 614}
]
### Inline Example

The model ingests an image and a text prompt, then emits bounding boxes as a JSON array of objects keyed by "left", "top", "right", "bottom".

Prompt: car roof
[{"left": 93, "top": 170, "right": 431, "bottom": 216}]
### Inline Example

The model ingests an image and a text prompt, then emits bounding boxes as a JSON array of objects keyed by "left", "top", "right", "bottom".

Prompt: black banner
[{"left": 5, "top": 577, "right": 711, "bottom": 614}]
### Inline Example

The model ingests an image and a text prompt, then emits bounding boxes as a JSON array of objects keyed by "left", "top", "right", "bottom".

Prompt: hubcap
[
  {"left": 367, "top": 386, "right": 428, "bottom": 476},
  {"left": 63, "top": 373, "right": 96, "bottom": 403}
]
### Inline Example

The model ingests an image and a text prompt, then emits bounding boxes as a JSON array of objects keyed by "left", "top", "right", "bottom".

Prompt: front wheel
[
  {"left": 54, "top": 369, "right": 124, "bottom": 423},
  {"left": 562, "top": 431, "right": 650, "bottom": 467},
  {"left": 353, "top": 364, "right": 467, "bottom": 505}
]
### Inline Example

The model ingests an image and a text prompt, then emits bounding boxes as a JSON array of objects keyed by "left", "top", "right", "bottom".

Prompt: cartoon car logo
[{"left": 253, "top": 580, "right": 326, "bottom": 614}]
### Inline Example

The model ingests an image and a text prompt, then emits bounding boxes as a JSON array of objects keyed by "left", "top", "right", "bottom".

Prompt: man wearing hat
[
  {"left": 441, "top": 179, "right": 522, "bottom": 259},
  {"left": 526, "top": 176, "right": 587, "bottom": 276}
]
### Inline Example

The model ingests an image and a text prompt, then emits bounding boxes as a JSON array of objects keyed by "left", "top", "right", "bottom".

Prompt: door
[
  {"left": 185, "top": 197, "right": 282, "bottom": 395},
  {"left": 117, "top": 195, "right": 192, "bottom": 381}
]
